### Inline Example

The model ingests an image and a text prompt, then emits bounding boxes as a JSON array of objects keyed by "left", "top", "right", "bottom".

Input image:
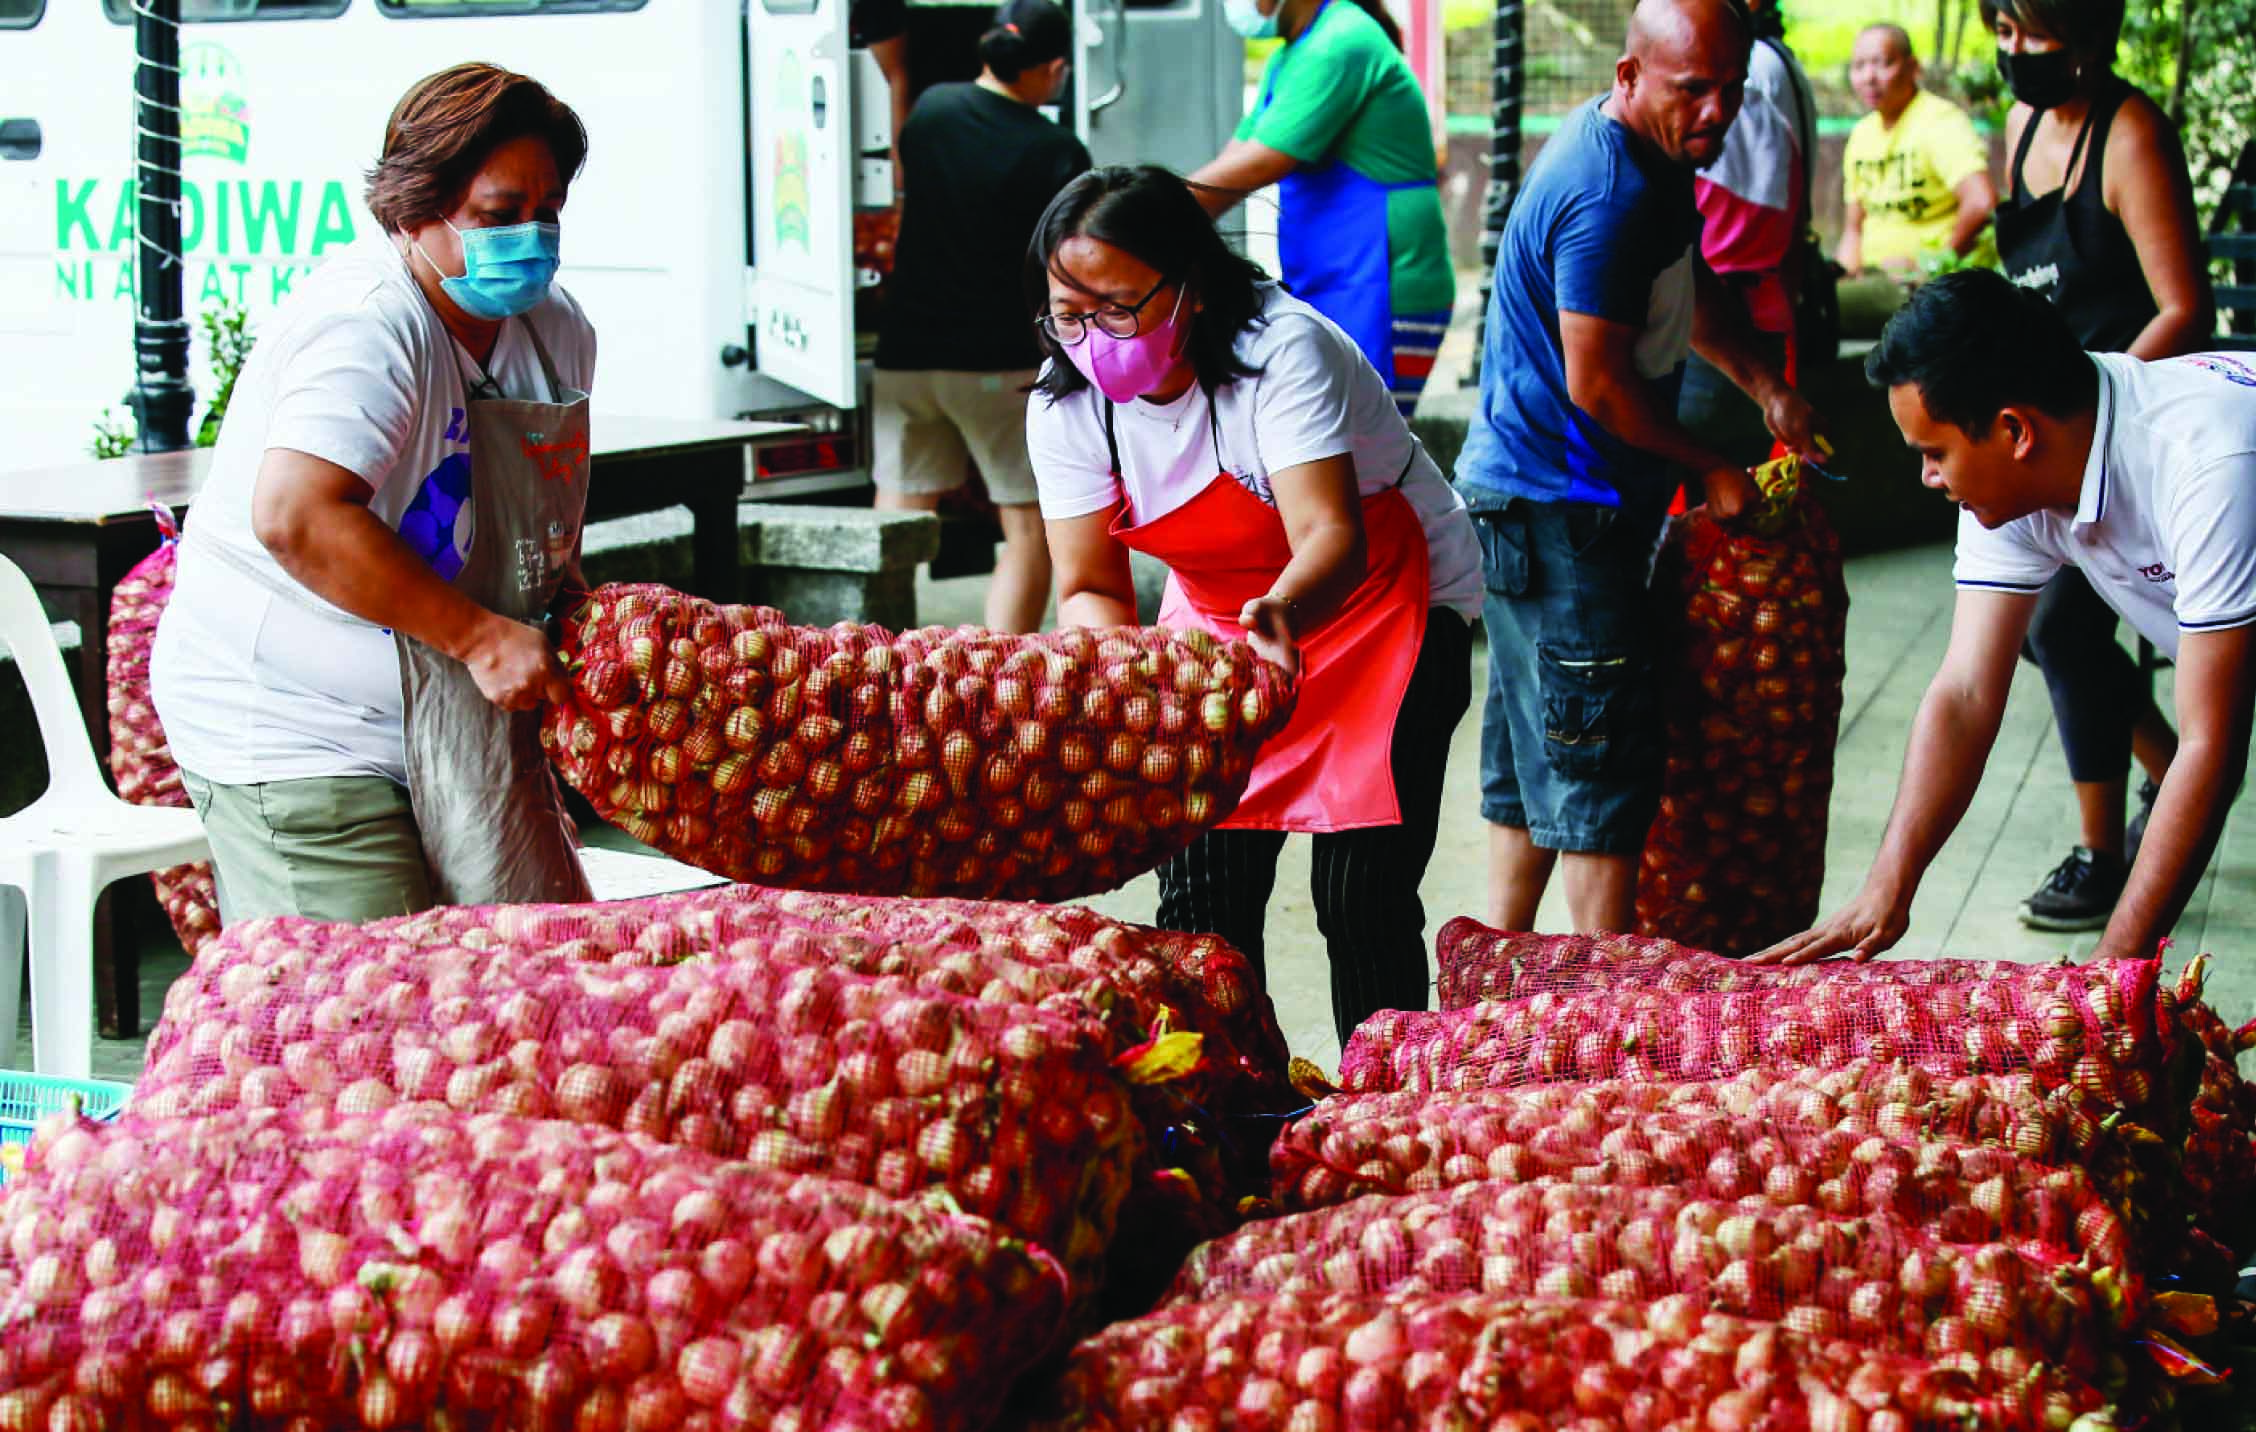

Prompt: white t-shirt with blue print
[
  {"left": 1456, "top": 98, "right": 1702, "bottom": 509},
  {"left": 151, "top": 236, "right": 596, "bottom": 786}
]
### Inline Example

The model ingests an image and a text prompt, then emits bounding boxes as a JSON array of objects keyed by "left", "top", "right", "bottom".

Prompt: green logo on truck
[
  {"left": 182, "top": 43, "right": 251, "bottom": 164},
  {"left": 51, "top": 176, "right": 358, "bottom": 308}
]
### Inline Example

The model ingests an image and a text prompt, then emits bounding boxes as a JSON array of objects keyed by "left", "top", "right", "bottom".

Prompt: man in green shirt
[{"left": 1192, "top": 0, "right": 1456, "bottom": 416}]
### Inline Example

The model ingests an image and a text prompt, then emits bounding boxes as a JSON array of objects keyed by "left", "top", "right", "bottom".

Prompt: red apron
[{"left": 1101, "top": 395, "right": 1430, "bottom": 833}]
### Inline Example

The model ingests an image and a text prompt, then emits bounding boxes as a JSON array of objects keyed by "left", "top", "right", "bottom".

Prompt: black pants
[
  {"left": 2022, "top": 567, "right": 2145, "bottom": 784},
  {"left": 1154, "top": 609, "right": 1474, "bottom": 1045}
]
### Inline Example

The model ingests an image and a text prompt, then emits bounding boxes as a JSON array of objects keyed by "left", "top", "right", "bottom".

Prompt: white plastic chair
[{"left": 0, "top": 554, "right": 209, "bottom": 1078}]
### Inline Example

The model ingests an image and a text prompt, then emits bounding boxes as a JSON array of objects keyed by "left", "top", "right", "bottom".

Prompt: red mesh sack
[
  {"left": 1266, "top": 1075, "right": 2136, "bottom": 1260},
  {"left": 852, "top": 207, "right": 899, "bottom": 281},
  {"left": 745, "top": 891, "right": 1302, "bottom": 1302},
  {"left": 1341, "top": 957, "right": 2171, "bottom": 1111},
  {"left": 1026, "top": 1290, "right": 2098, "bottom": 1432},
  {"left": 1168, "top": 1181, "right": 2125, "bottom": 1379},
  {"left": 755, "top": 890, "right": 1296, "bottom": 1113},
  {"left": 2158, "top": 957, "right": 2256, "bottom": 1265},
  {"left": 103, "top": 530, "right": 221, "bottom": 954},
  {"left": 176, "top": 882, "right": 1299, "bottom": 1300},
  {"left": 743, "top": 891, "right": 1301, "bottom": 1266},
  {"left": 199, "top": 885, "right": 1299, "bottom": 1221},
  {"left": 540, "top": 583, "right": 1296, "bottom": 900},
  {"left": 135, "top": 912, "right": 1140, "bottom": 1302},
  {"left": 1430, "top": 919, "right": 2097, "bottom": 1009},
  {"left": 0, "top": 1106, "right": 1065, "bottom": 1431},
  {"left": 1637, "top": 482, "right": 1849, "bottom": 955}
]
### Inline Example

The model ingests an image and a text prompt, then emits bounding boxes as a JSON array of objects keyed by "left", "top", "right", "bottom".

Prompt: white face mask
[{"left": 1225, "top": 0, "right": 1279, "bottom": 39}]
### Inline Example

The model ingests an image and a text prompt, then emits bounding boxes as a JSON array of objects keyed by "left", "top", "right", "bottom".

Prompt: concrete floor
[{"left": 35, "top": 539, "right": 2256, "bottom": 1086}]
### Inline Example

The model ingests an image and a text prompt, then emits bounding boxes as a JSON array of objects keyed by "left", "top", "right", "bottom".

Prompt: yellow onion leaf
[{"left": 1115, "top": 1030, "right": 1206, "bottom": 1085}]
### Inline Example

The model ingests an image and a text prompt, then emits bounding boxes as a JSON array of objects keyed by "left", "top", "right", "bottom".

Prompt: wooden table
[{"left": 0, "top": 414, "right": 796, "bottom": 1035}]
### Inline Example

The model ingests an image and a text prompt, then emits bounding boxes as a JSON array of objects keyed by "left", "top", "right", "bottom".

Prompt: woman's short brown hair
[
  {"left": 365, "top": 63, "right": 588, "bottom": 234},
  {"left": 1978, "top": 0, "right": 2125, "bottom": 64}
]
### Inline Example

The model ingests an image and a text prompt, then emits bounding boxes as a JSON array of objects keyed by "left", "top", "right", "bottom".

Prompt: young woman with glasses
[{"left": 1024, "top": 164, "right": 1482, "bottom": 1043}]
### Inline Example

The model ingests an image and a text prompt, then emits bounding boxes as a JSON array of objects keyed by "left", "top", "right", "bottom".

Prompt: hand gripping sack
[
  {"left": 1636, "top": 472, "right": 1849, "bottom": 955},
  {"left": 0, "top": 1106, "right": 1067, "bottom": 1432},
  {"left": 541, "top": 584, "right": 1296, "bottom": 901},
  {"left": 104, "top": 530, "right": 222, "bottom": 953}
]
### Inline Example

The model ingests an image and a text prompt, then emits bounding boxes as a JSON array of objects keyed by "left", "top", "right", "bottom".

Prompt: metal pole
[
  {"left": 127, "top": 0, "right": 195, "bottom": 453},
  {"left": 1472, "top": 0, "right": 1525, "bottom": 384}
]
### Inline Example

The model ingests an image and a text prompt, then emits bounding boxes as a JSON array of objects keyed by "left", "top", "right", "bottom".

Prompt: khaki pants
[
  {"left": 871, "top": 368, "right": 1040, "bottom": 504},
  {"left": 180, "top": 771, "right": 435, "bottom": 925}
]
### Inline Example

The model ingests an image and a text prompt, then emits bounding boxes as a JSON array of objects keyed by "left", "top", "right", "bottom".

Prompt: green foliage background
[
  {"left": 90, "top": 298, "right": 256, "bottom": 460},
  {"left": 1435, "top": 0, "right": 2254, "bottom": 196}
]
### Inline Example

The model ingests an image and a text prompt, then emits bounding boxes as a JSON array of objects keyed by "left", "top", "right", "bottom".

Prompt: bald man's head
[
  {"left": 1858, "top": 21, "right": 1914, "bottom": 57},
  {"left": 1626, "top": 0, "right": 1751, "bottom": 59},
  {"left": 1850, "top": 22, "right": 1921, "bottom": 119},
  {"left": 1611, "top": 0, "right": 1751, "bottom": 168}
]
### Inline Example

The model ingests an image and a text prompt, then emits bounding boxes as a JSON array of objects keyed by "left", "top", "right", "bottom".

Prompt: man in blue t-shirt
[{"left": 1458, "top": 0, "right": 1822, "bottom": 937}]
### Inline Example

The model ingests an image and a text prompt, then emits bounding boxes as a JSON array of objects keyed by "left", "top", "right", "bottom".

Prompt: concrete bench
[
  {"left": 740, "top": 503, "right": 939, "bottom": 629},
  {"left": 579, "top": 510, "right": 706, "bottom": 594}
]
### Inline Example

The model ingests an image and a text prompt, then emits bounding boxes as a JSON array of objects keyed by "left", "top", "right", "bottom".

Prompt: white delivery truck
[{"left": 0, "top": 0, "right": 1243, "bottom": 479}]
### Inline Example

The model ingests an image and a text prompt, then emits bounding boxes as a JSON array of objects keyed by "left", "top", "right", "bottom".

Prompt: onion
[
  {"left": 582, "top": 1312, "right": 657, "bottom": 1381},
  {"left": 676, "top": 1337, "right": 742, "bottom": 1407}
]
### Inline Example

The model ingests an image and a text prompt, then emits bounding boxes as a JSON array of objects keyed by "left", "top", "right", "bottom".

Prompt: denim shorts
[{"left": 1467, "top": 492, "right": 1670, "bottom": 854}]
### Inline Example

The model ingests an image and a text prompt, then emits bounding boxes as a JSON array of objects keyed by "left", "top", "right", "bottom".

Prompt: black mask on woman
[{"left": 1997, "top": 46, "right": 2080, "bottom": 110}]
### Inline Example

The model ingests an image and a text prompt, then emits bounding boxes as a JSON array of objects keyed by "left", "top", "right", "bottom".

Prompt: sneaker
[
  {"left": 2125, "top": 779, "right": 2160, "bottom": 865},
  {"left": 2020, "top": 847, "right": 2129, "bottom": 931}
]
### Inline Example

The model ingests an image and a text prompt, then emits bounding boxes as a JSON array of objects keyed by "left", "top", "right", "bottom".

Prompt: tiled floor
[{"left": 31, "top": 541, "right": 2251, "bottom": 1087}]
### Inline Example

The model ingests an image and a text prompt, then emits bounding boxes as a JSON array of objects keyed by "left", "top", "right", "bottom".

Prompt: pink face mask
[{"left": 1064, "top": 287, "right": 1188, "bottom": 404}]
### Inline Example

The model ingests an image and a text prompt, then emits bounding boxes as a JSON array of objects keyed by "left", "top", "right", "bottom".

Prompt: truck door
[
  {"left": 744, "top": 0, "right": 858, "bottom": 409},
  {"left": 1070, "top": 0, "right": 1242, "bottom": 177}
]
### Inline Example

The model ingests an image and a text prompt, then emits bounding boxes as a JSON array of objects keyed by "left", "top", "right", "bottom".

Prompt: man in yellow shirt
[{"left": 1838, "top": 24, "right": 1997, "bottom": 329}]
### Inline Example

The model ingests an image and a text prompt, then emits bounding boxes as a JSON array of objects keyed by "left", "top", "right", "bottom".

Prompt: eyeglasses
[{"left": 1038, "top": 275, "right": 1177, "bottom": 346}]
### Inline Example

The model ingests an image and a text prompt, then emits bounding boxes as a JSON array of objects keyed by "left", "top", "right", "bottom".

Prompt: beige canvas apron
[{"left": 398, "top": 321, "right": 594, "bottom": 906}]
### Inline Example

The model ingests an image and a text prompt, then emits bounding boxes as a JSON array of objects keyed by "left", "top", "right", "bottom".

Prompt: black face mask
[{"left": 1997, "top": 46, "right": 2079, "bottom": 110}]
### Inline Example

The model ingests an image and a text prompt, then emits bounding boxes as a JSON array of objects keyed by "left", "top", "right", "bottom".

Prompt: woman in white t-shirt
[
  {"left": 152, "top": 64, "right": 599, "bottom": 923},
  {"left": 1026, "top": 164, "right": 1481, "bottom": 1043}
]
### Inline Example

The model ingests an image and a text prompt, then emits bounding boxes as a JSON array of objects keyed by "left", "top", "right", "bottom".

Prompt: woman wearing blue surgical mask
[
  {"left": 1188, "top": 0, "right": 1454, "bottom": 419},
  {"left": 151, "top": 63, "right": 601, "bottom": 924},
  {"left": 1974, "top": 0, "right": 2214, "bottom": 934}
]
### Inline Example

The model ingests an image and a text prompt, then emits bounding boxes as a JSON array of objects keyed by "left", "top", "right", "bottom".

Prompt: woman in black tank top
[
  {"left": 1978, "top": 0, "right": 2213, "bottom": 930},
  {"left": 1986, "top": 0, "right": 2210, "bottom": 356},
  {"left": 1998, "top": 75, "right": 2166, "bottom": 352}
]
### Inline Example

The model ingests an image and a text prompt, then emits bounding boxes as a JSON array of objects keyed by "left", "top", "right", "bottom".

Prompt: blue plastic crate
[{"left": 0, "top": 1073, "right": 131, "bottom": 1182}]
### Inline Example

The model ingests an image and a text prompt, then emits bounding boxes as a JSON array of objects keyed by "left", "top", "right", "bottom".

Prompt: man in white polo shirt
[{"left": 1757, "top": 269, "right": 2256, "bottom": 966}]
